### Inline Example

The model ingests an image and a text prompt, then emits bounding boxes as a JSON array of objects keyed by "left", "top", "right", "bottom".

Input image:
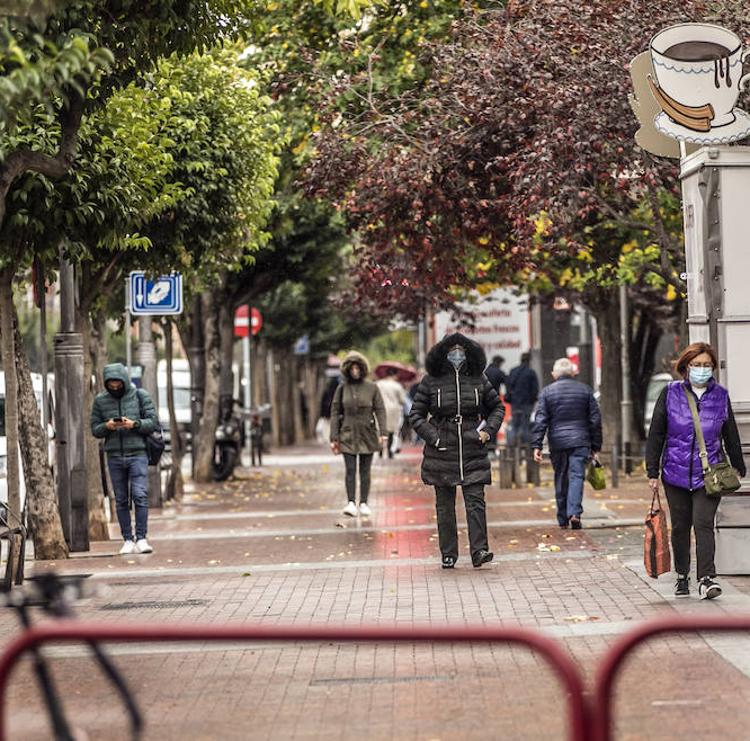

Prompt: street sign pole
[
  {"left": 136, "top": 317, "right": 161, "bottom": 506},
  {"left": 243, "top": 335, "right": 252, "bottom": 464},
  {"left": 125, "top": 281, "right": 132, "bottom": 376}
]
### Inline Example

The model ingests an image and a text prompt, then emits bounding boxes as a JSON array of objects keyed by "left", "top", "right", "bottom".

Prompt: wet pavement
[{"left": 2, "top": 444, "right": 750, "bottom": 739}]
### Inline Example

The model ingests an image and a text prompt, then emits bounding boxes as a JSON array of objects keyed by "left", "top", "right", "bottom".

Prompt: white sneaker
[
  {"left": 358, "top": 502, "right": 372, "bottom": 517},
  {"left": 119, "top": 540, "right": 136, "bottom": 555},
  {"left": 135, "top": 538, "right": 153, "bottom": 554},
  {"left": 342, "top": 501, "right": 358, "bottom": 517}
]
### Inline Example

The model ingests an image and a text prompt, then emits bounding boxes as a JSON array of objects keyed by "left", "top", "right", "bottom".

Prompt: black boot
[{"left": 472, "top": 550, "right": 494, "bottom": 568}]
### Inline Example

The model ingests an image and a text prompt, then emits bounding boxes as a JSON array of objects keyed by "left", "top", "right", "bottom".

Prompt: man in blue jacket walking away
[{"left": 531, "top": 358, "right": 602, "bottom": 529}]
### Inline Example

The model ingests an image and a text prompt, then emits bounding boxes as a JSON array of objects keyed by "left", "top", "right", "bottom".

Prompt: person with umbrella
[{"left": 409, "top": 333, "right": 504, "bottom": 568}]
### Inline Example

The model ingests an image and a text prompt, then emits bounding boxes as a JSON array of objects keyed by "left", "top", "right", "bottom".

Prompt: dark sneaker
[
  {"left": 569, "top": 516, "right": 582, "bottom": 530},
  {"left": 674, "top": 575, "right": 690, "bottom": 598},
  {"left": 472, "top": 550, "right": 494, "bottom": 568},
  {"left": 441, "top": 556, "right": 456, "bottom": 569},
  {"left": 698, "top": 577, "right": 722, "bottom": 600}
]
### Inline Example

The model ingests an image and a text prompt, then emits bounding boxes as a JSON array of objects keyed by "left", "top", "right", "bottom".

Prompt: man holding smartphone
[{"left": 91, "top": 363, "right": 158, "bottom": 554}]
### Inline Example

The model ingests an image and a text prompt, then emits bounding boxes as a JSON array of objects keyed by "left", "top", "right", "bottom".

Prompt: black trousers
[
  {"left": 663, "top": 482, "right": 720, "bottom": 580},
  {"left": 343, "top": 453, "right": 373, "bottom": 503},
  {"left": 378, "top": 433, "right": 395, "bottom": 458},
  {"left": 434, "top": 484, "right": 489, "bottom": 561}
]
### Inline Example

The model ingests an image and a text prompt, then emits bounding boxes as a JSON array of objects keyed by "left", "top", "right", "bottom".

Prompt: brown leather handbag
[{"left": 644, "top": 487, "right": 671, "bottom": 579}]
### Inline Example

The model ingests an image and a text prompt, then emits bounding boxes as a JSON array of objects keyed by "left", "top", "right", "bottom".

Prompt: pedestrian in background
[
  {"left": 91, "top": 363, "right": 158, "bottom": 555},
  {"left": 316, "top": 365, "right": 341, "bottom": 444},
  {"left": 646, "top": 342, "right": 745, "bottom": 600},
  {"left": 505, "top": 352, "right": 539, "bottom": 447},
  {"left": 377, "top": 368, "right": 407, "bottom": 458},
  {"left": 485, "top": 355, "right": 507, "bottom": 395},
  {"left": 330, "top": 352, "right": 387, "bottom": 518},
  {"left": 409, "top": 333, "right": 504, "bottom": 569},
  {"left": 531, "top": 358, "right": 602, "bottom": 530}
]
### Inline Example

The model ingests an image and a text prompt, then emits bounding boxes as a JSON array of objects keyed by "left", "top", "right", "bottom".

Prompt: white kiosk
[
  {"left": 681, "top": 147, "right": 750, "bottom": 573},
  {"left": 631, "top": 23, "right": 750, "bottom": 572}
]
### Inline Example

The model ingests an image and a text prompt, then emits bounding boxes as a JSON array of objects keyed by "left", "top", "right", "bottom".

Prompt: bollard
[
  {"left": 512, "top": 446, "right": 522, "bottom": 488},
  {"left": 611, "top": 445, "right": 620, "bottom": 488},
  {"left": 526, "top": 446, "right": 540, "bottom": 486},
  {"left": 498, "top": 449, "right": 514, "bottom": 489}
]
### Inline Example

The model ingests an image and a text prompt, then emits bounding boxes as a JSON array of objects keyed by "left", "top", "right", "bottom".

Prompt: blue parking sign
[{"left": 129, "top": 272, "right": 183, "bottom": 315}]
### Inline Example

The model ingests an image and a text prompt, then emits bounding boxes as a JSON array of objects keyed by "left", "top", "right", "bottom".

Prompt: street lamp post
[{"left": 53, "top": 255, "right": 89, "bottom": 552}]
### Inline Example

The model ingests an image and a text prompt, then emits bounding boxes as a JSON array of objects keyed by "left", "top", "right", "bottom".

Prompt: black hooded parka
[{"left": 409, "top": 334, "right": 504, "bottom": 487}]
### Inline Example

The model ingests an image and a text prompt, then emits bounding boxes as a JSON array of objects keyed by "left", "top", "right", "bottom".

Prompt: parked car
[
  {"left": 0, "top": 371, "right": 53, "bottom": 507},
  {"left": 157, "top": 359, "right": 192, "bottom": 442},
  {"left": 643, "top": 372, "right": 673, "bottom": 435}
]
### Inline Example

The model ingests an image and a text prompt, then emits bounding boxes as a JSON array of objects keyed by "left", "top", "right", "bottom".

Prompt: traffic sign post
[
  {"left": 235, "top": 306, "right": 263, "bottom": 464},
  {"left": 128, "top": 272, "right": 183, "bottom": 316}
]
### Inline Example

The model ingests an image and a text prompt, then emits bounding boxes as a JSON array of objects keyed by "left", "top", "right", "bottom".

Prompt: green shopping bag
[{"left": 586, "top": 459, "right": 606, "bottom": 490}]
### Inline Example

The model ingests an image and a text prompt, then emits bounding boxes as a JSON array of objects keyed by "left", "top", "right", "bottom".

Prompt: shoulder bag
[{"left": 683, "top": 387, "right": 740, "bottom": 496}]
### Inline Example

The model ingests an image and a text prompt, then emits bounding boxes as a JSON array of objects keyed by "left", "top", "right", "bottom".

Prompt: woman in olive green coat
[{"left": 330, "top": 351, "right": 387, "bottom": 517}]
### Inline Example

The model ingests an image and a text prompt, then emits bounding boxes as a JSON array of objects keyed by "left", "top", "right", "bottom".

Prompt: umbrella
[{"left": 373, "top": 361, "right": 418, "bottom": 384}]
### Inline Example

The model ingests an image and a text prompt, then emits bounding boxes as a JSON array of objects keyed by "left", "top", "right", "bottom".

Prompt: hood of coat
[
  {"left": 426, "top": 333, "right": 487, "bottom": 377},
  {"left": 341, "top": 351, "right": 370, "bottom": 381},
  {"left": 103, "top": 363, "right": 132, "bottom": 396}
]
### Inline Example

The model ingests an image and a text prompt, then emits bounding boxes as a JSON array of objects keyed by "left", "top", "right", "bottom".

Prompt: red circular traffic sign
[{"left": 234, "top": 306, "right": 263, "bottom": 337}]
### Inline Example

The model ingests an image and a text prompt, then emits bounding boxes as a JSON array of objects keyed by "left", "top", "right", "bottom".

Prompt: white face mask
[{"left": 447, "top": 349, "right": 466, "bottom": 369}]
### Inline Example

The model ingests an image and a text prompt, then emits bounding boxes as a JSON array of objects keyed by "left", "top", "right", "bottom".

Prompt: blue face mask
[
  {"left": 447, "top": 349, "right": 466, "bottom": 369},
  {"left": 689, "top": 367, "right": 713, "bottom": 386}
]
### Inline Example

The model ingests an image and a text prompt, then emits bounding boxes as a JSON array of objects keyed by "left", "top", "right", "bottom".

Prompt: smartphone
[{"left": 113, "top": 417, "right": 123, "bottom": 422}]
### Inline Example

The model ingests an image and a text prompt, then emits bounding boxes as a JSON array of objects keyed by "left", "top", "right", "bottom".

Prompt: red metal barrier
[
  {"left": 0, "top": 622, "right": 590, "bottom": 741},
  {"left": 593, "top": 614, "right": 750, "bottom": 741}
]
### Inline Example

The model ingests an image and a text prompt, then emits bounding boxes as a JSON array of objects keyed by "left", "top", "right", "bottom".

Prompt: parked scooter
[{"left": 213, "top": 398, "right": 244, "bottom": 481}]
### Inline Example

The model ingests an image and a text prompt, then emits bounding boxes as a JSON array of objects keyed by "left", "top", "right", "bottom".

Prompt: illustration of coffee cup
[{"left": 650, "top": 23, "right": 750, "bottom": 130}]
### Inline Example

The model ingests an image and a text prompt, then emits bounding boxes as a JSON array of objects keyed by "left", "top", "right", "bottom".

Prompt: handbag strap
[
  {"left": 651, "top": 487, "right": 663, "bottom": 514},
  {"left": 683, "top": 386, "right": 709, "bottom": 474}
]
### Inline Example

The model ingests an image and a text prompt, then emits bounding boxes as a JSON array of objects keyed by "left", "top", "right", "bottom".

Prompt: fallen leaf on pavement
[{"left": 564, "top": 615, "right": 600, "bottom": 623}]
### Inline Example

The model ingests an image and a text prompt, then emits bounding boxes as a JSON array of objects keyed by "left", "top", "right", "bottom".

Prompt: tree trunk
[
  {"left": 164, "top": 320, "right": 185, "bottom": 501},
  {"left": 77, "top": 305, "right": 109, "bottom": 540},
  {"left": 219, "top": 300, "right": 235, "bottom": 409},
  {"left": 12, "top": 311, "right": 69, "bottom": 559},
  {"left": 590, "top": 294, "right": 622, "bottom": 454},
  {"left": 0, "top": 269, "right": 21, "bottom": 522},
  {"left": 194, "top": 290, "right": 222, "bottom": 482}
]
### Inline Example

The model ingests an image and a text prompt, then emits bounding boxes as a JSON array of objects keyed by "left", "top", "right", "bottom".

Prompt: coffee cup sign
[{"left": 646, "top": 23, "right": 750, "bottom": 144}]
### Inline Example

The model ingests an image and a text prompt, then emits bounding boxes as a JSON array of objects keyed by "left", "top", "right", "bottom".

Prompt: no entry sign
[{"left": 234, "top": 306, "right": 263, "bottom": 338}]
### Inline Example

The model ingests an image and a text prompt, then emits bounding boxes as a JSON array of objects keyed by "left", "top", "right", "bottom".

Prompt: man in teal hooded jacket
[{"left": 91, "top": 363, "right": 158, "bottom": 555}]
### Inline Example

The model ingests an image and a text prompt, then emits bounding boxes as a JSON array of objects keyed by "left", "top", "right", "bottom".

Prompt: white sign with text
[{"left": 432, "top": 289, "right": 530, "bottom": 370}]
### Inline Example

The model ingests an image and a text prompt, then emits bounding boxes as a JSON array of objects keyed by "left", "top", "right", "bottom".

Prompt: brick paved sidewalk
[{"left": 2, "top": 445, "right": 750, "bottom": 739}]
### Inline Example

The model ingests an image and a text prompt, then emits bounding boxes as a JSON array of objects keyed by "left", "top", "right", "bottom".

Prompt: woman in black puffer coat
[{"left": 409, "top": 333, "right": 504, "bottom": 569}]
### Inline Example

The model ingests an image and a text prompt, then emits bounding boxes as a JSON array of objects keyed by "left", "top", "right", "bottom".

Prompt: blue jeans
[
  {"left": 107, "top": 455, "right": 149, "bottom": 541},
  {"left": 550, "top": 446, "right": 590, "bottom": 525}
]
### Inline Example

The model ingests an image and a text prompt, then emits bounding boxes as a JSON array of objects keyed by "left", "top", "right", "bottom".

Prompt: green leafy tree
[{"left": 0, "top": 1, "right": 256, "bottom": 556}]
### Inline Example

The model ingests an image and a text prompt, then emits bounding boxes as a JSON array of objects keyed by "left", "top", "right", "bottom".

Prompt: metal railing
[
  {"left": 592, "top": 614, "right": 750, "bottom": 741},
  {"left": 0, "top": 622, "right": 589, "bottom": 741},
  {"left": 3, "top": 614, "right": 750, "bottom": 740}
]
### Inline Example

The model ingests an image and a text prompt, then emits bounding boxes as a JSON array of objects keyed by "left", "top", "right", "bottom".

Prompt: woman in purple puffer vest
[{"left": 646, "top": 343, "right": 745, "bottom": 601}]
